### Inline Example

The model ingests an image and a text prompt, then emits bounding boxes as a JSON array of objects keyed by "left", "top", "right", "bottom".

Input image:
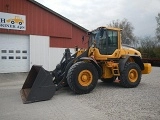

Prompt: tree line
[{"left": 107, "top": 13, "right": 160, "bottom": 59}]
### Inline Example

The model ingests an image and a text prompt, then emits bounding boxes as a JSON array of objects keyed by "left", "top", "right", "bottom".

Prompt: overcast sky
[{"left": 35, "top": 0, "right": 160, "bottom": 37}]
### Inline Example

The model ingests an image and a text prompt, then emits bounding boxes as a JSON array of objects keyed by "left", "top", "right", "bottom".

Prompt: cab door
[{"left": 107, "top": 30, "right": 118, "bottom": 55}]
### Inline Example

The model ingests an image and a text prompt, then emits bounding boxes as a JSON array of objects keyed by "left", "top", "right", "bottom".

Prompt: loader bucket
[{"left": 20, "top": 65, "right": 56, "bottom": 104}]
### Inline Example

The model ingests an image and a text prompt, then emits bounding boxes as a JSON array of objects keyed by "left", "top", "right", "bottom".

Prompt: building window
[
  {"left": 16, "top": 56, "right": 21, "bottom": 59},
  {"left": 22, "top": 56, "right": 27, "bottom": 59},
  {"left": 9, "top": 56, "right": 14, "bottom": 59},
  {"left": 9, "top": 50, "right": 14, "bottom": 53},
  {"left": 1, "top": 56, "right": 7, "bottom": 59},
  {"left": 1, "top": 50, "right": 7, "bottom": 53},
  {"left": 22, "top": 50, "right": 27, "bottom": 53},
  {"left": 16, "top": 50, "right": 21, "bottom": 53}
]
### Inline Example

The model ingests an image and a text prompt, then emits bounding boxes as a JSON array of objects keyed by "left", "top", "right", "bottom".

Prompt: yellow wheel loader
[{"left": 20, "top": 27, "right": 151, "bottom": 103}]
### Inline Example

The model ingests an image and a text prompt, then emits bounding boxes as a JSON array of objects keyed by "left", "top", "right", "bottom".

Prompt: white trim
[{"left": 30, "top": 35, "right": 49, "bottom": 70}]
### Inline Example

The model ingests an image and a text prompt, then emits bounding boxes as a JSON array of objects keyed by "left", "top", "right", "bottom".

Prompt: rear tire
[
  {"left": 67, "top": 61, "right": 98, "bottom": 94},
  {"left": 120, "top": 62, "right": 141, "bottom": 88}
]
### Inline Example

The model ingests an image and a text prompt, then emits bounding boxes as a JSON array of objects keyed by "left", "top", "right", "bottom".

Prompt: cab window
[{"left": 107, "top": 30, "right": 118, "bottom": 54}]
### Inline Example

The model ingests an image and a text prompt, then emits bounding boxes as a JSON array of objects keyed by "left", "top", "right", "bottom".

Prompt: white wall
[
  {"left": 30, "top": 35, "right": 49, "bottom": 70},
  {"left": 49, "top": 48, "right": 75, "bottom": 71},
  {"left": 30, "top": 35, "right": 75, "bottom": 71},
  {"left": 0, "top": 34, "right": 75, "bottom": 73}
]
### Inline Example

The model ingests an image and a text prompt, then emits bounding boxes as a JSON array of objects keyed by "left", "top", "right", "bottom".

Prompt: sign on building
[{"left": 0, "top": 12, "right": 26, "bottom": 31}]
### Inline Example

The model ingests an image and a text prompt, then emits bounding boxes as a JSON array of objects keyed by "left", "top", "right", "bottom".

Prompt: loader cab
[{"left": 88, "top": 27, "right": 119, "bottom": 55}]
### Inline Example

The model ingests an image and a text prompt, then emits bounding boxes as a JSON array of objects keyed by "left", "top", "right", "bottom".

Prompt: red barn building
[{"left": 0, "top": 0, "right": 88, "bottom": 73}]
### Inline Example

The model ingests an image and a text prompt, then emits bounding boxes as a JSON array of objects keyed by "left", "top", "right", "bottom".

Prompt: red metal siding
[
  {"left": 0, "top": 0, "right": 72, "bottom": 38},
  {"left": 0, "top": 0, "right": 87, "bottom": 48},
  {"left": 50, "top": 26, "right": 87, "bottom": 48}
]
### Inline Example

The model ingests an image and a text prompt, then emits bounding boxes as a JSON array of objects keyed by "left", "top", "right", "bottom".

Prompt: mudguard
[
  {"left": 119, "top": 55, "right": 144, "bottom": 72},
  {"left": 78, "top": 57, "right": 102, "bottom": 78}
]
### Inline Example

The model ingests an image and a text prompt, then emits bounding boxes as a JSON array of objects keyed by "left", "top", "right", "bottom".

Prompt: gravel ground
[{"left": 0, "top": 67, "right": 160, "bottom": 120}]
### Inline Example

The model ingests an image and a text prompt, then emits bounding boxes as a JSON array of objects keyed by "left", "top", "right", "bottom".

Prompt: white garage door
[{"left": 0, "top": 34, "right": 29, "bottom": 73}]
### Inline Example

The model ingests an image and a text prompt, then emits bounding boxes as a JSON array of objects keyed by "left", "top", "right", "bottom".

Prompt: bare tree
[
  {"left": 139, "top": 36, "right": 158, "bottom": 58},
  {"left": 156, "top": 13, "right": 160, "bottom": 41},
  {"left": 108, "top": 19, "right": 135, "bottom": 45}
]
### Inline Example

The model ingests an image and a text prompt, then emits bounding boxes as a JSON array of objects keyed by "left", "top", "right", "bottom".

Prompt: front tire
[
  {"left": 19, "top": 22, "right": 22, "bottom": 25},
  {"left": 67, "top": 61, "right": 98, "bottom": 94},
  {"left": 120, "top": 62, "right": 141, "bottom": 88},
  {"left": 11, "top": 21, "right": 14, "bottom": 24}
]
